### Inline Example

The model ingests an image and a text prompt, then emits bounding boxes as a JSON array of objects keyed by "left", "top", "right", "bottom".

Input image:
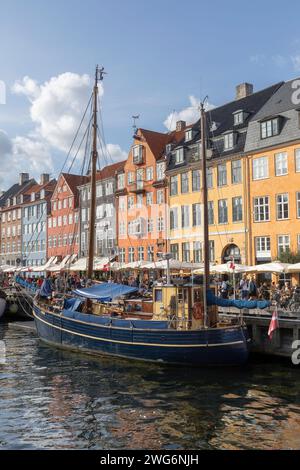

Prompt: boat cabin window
[{"left": 155, "top": 289, "right": 163, "bottom": 302}]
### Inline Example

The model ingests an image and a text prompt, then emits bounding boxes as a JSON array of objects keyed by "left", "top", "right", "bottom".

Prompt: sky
[{"left": 1, "top": 0, "right": 300, "bottom": 189}]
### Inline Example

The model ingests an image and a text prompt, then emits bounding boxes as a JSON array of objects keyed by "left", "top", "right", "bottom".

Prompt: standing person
[
  {"left": 39, "top": 275, "right": 53, "bottom": 302},
  {"left": 220, "top": 278, "right": 230, "bottom": 299},
  {"left": 249, "top": 275, "right": 258, "bottom": 299},
  {"left": 239, "top": 274, "right": 250, "bottom": 300}
]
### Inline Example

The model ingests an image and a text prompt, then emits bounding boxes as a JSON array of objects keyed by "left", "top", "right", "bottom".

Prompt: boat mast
[
  {"left": 87, "top": 65, "right": 105, "bottom": 279},
  {"left": 200, "top": 101, "right": 209, "bottom": 328}
]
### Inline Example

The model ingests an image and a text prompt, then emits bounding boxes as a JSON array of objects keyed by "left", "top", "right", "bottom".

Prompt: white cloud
[
  {"left": 0, "top": 72, "right": 128, "bottom": 189},
  {"left": 164, "top": 95, "right": 215, "bottom": 131},
  {"left": 106, "top": 143, "right": 128, "bottom": 163}
]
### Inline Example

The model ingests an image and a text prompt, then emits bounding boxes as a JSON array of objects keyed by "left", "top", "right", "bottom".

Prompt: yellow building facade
[
  {"left": 167, "top": 156, "right": 249, "bottom": 265},
  {"left": 247, "top": 142, "right": 300, "bottom": 265}
]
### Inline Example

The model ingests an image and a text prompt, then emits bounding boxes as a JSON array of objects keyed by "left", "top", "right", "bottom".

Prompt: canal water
[{"left": 0, "top": 324, "right": 300, "bottom": 450}]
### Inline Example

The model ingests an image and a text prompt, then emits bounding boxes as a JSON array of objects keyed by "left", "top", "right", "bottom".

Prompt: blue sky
[{"left": 1, "top": 0, "right": 300, "bottom": 189}]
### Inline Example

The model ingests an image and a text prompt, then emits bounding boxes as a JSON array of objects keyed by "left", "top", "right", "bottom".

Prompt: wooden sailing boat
[{"left": 33, "top": 66, "right": 270, "bottom": 366}]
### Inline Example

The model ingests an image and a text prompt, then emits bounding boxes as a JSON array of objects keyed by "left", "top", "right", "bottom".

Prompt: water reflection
[{"left": 0, "top": 325, "right": 300, "bottom": 449}]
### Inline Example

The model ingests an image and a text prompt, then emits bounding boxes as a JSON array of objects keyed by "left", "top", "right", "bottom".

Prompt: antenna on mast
[{"left": 132, "top": 115, "right": 140, "bottom": 135}]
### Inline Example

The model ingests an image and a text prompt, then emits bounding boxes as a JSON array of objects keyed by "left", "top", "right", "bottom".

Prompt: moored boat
[{"left": 32, "top": 66, "right": 270, "bottom": 367}]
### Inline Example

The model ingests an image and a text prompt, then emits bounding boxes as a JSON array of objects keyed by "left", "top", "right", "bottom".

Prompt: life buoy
[{"left": 193, "top": 302, "right": 204, "bottom": 320}]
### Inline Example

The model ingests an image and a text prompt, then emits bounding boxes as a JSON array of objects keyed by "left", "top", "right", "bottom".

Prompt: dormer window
[
  {"left": 166, "top": 143, "right": 172, "bottom": 154},
  {"left": 224, "top": 132, "right": 234, "bottom": 150},
  {"left": 185, "top": 129, "right": 193, "bottom": 142},
  {"left": 40, "top": 189, "right": 45, "bottom": 199},
  {"left": 175, "top": 147, "right": 184, "bottom": 165},
  {"left": 260, "top": 117, "right": 280, "bottom": 139},
  {"left": 13, "top": 197, "right": 17, "bottom": 206},
  {"left": 132, "top": 145, "right": 143, "bottom": 164},
  {"left": 31, "top": 192, "right": 35, "bottom": 202},
  {"left": 234, "top": 111, "right": 244, "bottom": 125}
]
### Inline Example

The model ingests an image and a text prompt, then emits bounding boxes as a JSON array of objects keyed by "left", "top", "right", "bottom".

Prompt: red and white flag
[{"left": 268, "top": 309, "right": 279, "bottom": 340}]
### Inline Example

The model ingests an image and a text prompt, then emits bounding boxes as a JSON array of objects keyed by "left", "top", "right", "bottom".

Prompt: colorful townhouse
[
  {"left": 0, "top": 173, "right": 37, "bottom": 267},
  {"left": 115, "top": 125, "right": 185, "bottom": 264},
  {"left": 78, "top": 161, "right": 125, "bottom": 259},
  {"left": 166, "top": 82, "right": 282, "bottom": 265},
  {"left": 47, "top": 173, "right": 89, "bottom": 262},
  {"left": 22, "top": 175, "right": 56, "bottom": 269},
  {"left": 244, "top": 78, "right": 300, "bottom": 268}
]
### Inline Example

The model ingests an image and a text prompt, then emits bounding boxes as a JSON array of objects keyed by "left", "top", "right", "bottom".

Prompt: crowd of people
[{"left": 218, "top": 274, "right": 300, "bottom": 309}]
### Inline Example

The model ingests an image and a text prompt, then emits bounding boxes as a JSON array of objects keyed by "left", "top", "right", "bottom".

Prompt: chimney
[
  {"left": 19, "top": 173, "right": 29, "bottom": 185},
  {"left": 236, "top": 83, "right": 253, "bottom": 100},
  {"left": 176, "top": 120, "right": 186, "bottom": 132},
  {"left": 40, "top": 173, "right": 50, "bottom": 185}
]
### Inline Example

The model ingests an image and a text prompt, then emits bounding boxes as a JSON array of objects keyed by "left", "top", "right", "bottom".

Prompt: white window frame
[
  {"left": 253, "top": 156, "right": 269, "bottom": 180},
  {"left": 275, "top": 152, "right": 288, "bottom": 176},
  {"left": 276, "top": 193, "right": 289, "bottom": 220}
]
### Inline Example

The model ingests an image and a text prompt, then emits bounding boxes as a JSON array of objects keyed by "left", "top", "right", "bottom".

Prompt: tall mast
[
  {"left": 200, "top": 102, "right": 209, "bottom": 328},
  {"left": 87, "top": 65, "right": 105, "bottom": 279}
]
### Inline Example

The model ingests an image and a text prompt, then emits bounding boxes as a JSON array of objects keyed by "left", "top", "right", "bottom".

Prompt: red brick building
[{"left": 47, "top": 173, "right": 88, "bottom": 261}]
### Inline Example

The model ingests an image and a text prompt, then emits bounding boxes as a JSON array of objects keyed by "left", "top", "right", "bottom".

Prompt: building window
[
  {"left": 117, "top": 173, "right": 125, "bottom": 190},
  {"left": 295, "top": 149, "right": 300, "bottom": 172},
  {"left": 127, "top": 171, "right": 134, "bottom": 185},
  {"left": 138, "top": 246, "right": 144, "bottom": 261},
  {"left": 170, "top": 208, "right": 178, "bottom": 230},
  {"left": 232, "top": 197, "right": 243, "bottom": 222},
  {"left": 192, "top": 203, "right": 201, "bottom": 227},
  {"left": 192, "top": 170, "right": 201, "bottom": 191},
  {"left": 254, "top": 196, "right": 270, "bottom": 222},
  {"left": 181, "top": 206, "right": 190, "bottom": 228},
  {"left": 146, "top": 167, "right": 153, "bottom": 181},
  {"left": 128, "top": 247, "right": 135, "bottom": 263},
  {"left": 185, "top": 129, "right": 193, "bottom": 141},
  {"left": 208, "top": 201, "right": 214, "bottom": 225},
  {"left": 157, "top": 217, "right": 165, "bottom": 232},
  {"left": 231, "top": 160, "right": 242, "bottom": 184},
  {"left": 297, "top": 192, "right": 300, "bottom": 218},
  {"left": 209, "top": 241, "right": 215, "bottom": 262},
  {"left": 146, "top": 192, "right": 153, "bottom": 206},
  {"left": 170, "top": 176, "right": 178, "bottom": 196},
  {"left": 253, "top": 156, "right": 269, "bottom": 180},
  {"left": 128, "top": 196, "right": 134, "bottom": 210},
  {"left": 156, "top": 162, "right": 166, "bottom": 181},
  {"left": 147, "top": 218, "right": 154, "bottom": 233},
  {"left": 297, "top": 235, "right": 300, "bottom": 253},
  {"left": 147, "top": 246, "right": 154, "bottom": 262},
  {"left": 234, "top": 111, "right": 244, "bottom": 125},
  {"left": 224, "top": 133, "right": 234, "bottom": 150},
  {"left": 119, "top": 248, "right": 125, "bottom": 263},
  {"left": 278, "top": 235, "right": 290, "bottom": 255},
  {"left": 275, "top": 152, "right": 288, "bottom": 176},
  {"left": 255, "top": 237, "right": 271, "bottom": 259},
  {"left": 137, "top": 194, "right": 143, "bottom": 208},
  {"left": 193, "top": 241, "right": 202, "bottom": 263},
  {"left": 182, "top": 242, "right": 190, "bottom": 262},
  {"left": 261, "top": 118, "right": 279, "bottom": 139},
  {"left": 207, "top": 168, "right": 213, "bottom": 188},
  {"left": 181, "top": 172, "right": 189, "bottom": 193},
  {"left": 132, "top": 145, "right": 143, "bottom": 164},
  {"left": 170, "top": 244, "right": 179, "bottom": 261},
  {"left": 157, "top": 189, "right": 164, "bottom": 204},
  {"left": 175, "top": 148, "right": 184, "bottom": 165},
  {"left": 217, "top": 164, "right": 227, "bottom": 186},
  {"left": 218, "top": 199, "right": 228, "bottom": 224},
  {"left": 277, "top": 193, "right": 289, "bottom": 220}
]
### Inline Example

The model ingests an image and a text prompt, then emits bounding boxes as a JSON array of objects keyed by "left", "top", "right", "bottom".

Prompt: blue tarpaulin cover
[
  {"left": 207, "top": 290, "right": 270, "bottom": 310},
  {"left": 72, "top": 283, "right": 138, "bottom": 301}
]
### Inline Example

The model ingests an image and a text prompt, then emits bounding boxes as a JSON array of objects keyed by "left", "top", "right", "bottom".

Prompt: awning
[
  {"left": 246, "top": 262, "right": 290, "bottom": 274},
  {"left": 145, "top": 259, "right": 204, "bottom": 271},
  {"left": 286, "top": 263, "right": 300, "bottom": 273},
  {"left": 32, "top": 256, "right": 58, "bottom": 272},
  {"left": 48, "top": 255, "right": 78, "bottom": 272},
  {"left": 72, "top": 282, "right": 138, "bottom": 301}
]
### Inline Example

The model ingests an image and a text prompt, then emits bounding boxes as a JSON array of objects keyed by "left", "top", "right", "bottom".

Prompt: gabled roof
[
  {"left": 0, "top": 178, "right": 37, "bottom": 209},
  {"left": 96, "top": 160, "right": 126, "bottom": 180},
  {"left": 135, "top": 126, "right": 187, "bottom": 161},
  {"left": 252, "top": 78, "right": 300, "bottom": 121},
  {"left": 61, "top": 173, "right": 89, "bottom": 195}
]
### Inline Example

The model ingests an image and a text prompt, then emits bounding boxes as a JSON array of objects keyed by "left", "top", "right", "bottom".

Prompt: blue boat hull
[{"left": 33, "top": 305, "right": 250, "bottom": 366}]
